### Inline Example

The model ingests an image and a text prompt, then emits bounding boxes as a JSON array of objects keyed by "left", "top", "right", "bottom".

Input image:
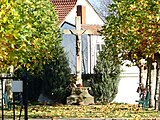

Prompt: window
[{"left": 96, "top": 43, "right": 104, "bottom": 57}]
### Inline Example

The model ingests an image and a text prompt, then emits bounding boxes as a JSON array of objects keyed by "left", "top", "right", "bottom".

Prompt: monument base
[{"left": 67, "top": 87, "right": 94, "bottom": 105}]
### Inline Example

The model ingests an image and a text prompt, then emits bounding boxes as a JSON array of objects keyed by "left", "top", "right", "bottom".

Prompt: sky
[
  {"left": 88, "top": 0, "right": 113, "bottom": 7},
  {"left": 89, "top": 0, "right": 97, "bottom": 4},
  {"left": 89, "top": 0, "right": 99, "bottom": 6}
]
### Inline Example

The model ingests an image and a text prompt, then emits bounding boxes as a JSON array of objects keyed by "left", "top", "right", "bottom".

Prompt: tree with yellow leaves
[{"left": 0, "top": 0, "right": 61, "bottom": 73}]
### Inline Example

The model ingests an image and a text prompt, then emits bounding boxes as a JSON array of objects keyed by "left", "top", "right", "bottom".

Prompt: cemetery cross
[{"left": 63, "top": 16, "right": 99, "bottom": 85}]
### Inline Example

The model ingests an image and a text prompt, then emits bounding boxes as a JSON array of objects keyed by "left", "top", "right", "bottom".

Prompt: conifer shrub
[
  {"left": 42, "top": 46, "right": 71, "bottom": 103},
  {"left": 91, "top": 46, "right": 121, "bottom": 103}
]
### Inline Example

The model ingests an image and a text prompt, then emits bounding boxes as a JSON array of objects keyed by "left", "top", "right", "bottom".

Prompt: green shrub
[
  {"left": 42, "top": 46, "right": 71, "bottom": 103},
  {"left": 91, "top": 47, "right": 121, "bottom": 103}
]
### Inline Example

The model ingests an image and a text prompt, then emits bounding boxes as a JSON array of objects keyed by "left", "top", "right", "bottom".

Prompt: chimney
[{"left": 77, "top": 5, "right": 86, "bottom": 24}]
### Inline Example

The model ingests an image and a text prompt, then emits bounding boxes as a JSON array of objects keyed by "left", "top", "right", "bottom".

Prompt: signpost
[
  {"left": 12, "top": 81, "right": 23, "bottom": 120},
  {"left": 12, "top": 81, "right": 23, "bottom": 93}
]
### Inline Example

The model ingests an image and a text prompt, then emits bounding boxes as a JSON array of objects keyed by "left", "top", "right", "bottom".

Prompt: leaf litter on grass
[{"left": 1, "top": 103, "right": 160, "bottom": 119}]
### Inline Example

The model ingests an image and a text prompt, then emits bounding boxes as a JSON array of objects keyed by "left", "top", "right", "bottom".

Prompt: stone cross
[{"left": 63, "top": 16, "right": 99, "bottom": 85}]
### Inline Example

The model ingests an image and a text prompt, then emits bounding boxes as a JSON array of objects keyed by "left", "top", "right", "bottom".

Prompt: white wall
[
  {"left": 114, "top": 77, "right": 139, "bottom": 104},
  {"left": 114, "top": 64, "right": 140, "bottom": 104}
]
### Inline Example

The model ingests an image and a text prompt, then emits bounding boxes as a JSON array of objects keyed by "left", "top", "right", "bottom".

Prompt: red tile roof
[{"left": 52, "top": 0, "right": 77, "bottom": 24}]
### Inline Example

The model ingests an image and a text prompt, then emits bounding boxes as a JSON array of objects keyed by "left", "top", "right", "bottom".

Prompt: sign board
[{"left": 12, "top": 81, "right": 23, "bottom": 92}]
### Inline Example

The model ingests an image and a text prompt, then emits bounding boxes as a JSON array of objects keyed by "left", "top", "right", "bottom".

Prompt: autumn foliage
[
  {"left": 0, "top": 0, "right": 61, "bottom": 72},
  {"left": 102, "top": 0, "right": 160, "bottom": 64}
]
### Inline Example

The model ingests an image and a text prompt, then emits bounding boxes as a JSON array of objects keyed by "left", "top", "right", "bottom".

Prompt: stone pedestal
[{"left": 67, "top": 87, "right": 94, "bottom": 105}]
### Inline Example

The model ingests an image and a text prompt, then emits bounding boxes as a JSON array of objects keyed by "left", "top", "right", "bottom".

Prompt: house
[{"left": 52, "top": 0, "right": 140, "bottom": 104}]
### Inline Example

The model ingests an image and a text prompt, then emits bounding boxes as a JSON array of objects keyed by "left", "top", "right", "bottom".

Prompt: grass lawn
[{"left": 1, "top": 103, "right": 160, "bottom": 119}]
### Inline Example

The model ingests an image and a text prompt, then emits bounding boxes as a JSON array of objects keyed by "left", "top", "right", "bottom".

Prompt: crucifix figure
[{"left": 63, "top": 16, "right": 99, "bottom": 85}]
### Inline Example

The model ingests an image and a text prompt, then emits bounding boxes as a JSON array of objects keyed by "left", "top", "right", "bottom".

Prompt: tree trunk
[
  {"left": 154, "top": 61, "right": 159, "bottom": 110},
  {"left": 157, "top": 60, "right": 160, "bottom": 111},
  {"left": 153, "top": 52, "right": 160, "bottom": 110},
  {"left": 146, "top": 58, "right": 152, "bottom": 107},
  {"left": 139, "top": 66, "right": 142, "bottom": 83},
  {"left": 154, "top": 60, "right": 160, "bottom": 110},
  {"left": 150, "top": 62, "right": 156, "bottom": 108},
  {"left": 139, "top": 59, "right": 147, "bottom": 85}
]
